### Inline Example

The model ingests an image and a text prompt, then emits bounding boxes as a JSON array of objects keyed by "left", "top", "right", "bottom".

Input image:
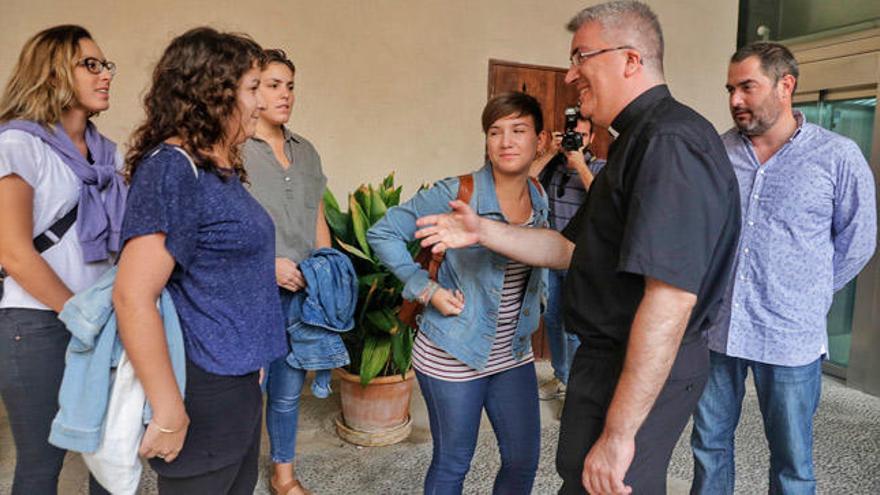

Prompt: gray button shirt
[{"left": 244, "top": 127, "right": 327, "bottom": 262}]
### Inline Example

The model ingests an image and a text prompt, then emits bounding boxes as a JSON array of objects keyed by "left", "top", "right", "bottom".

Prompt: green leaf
[
  {"left": 357, "top": 278, "right": 379, "bottom": 326},
  {"left": 348, "top": 195, "right": 372, "bottom": 258},
  {"left": 336, "top": 237, "right": 373, "bottom": 263},
  {"left": 323, "top": 187, "right": 341, "bottom": 212},
  {"left": 353, "top": 186, "right": 372, "bottom": 224},
  {"left": 391, "top": 326, "right": 414, "bottom": 376},
  {"left": 368, "top": 186, "right": 388, "bottom": 224},
  {"left": 323, "top": 190, "right": 352, "bottom": 244},
  {"left": 358, "top": 273, "right": 387, "bottom": 288},
  {"left": 360, "top": 335, "right": 391, "bottom": 386},
  {"left": 364, "top": 308, "right": 400, "bottom": 335},
  {"left": 385, "top": 186, "right": 402, "bottom": 207},
  {"left": 382, "top": 172, "right": 395, "bottom": 191}
]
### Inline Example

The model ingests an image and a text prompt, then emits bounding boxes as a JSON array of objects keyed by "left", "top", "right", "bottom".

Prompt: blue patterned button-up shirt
[{"left": 708, "top": 113, "right": 877, "bottom": 366}]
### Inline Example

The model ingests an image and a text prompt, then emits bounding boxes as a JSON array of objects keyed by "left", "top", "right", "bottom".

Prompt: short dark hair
[
  {"left": 262, "top": 48, "right": 295, "bottom": 74},
  {"left": 481, "top": 92, "right": 543, "bottom": 134},
  {"left": 731, "top": 42, "right": 799, "bottom": 93}
]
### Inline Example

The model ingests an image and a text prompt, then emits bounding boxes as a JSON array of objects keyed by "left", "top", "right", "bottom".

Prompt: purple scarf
[{"left": 0, "top": 119, "right": 127, "bottom": 262}]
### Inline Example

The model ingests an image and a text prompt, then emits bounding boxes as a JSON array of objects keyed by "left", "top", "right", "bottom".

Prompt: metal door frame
[{"left": 789, "top": 30, "right": 880, "bottom": 395}]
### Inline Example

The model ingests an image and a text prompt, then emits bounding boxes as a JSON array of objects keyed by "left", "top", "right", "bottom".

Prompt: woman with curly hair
[
  {"left": 0, "top": 25, "right": 120, "bottom": 494},
  {"left": 112, "top": 27, "right": 286, "bottom": 494}
]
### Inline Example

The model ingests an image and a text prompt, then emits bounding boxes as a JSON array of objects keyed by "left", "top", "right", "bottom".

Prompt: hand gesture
[
  {"left": 276, "top": 257, "right": 305, "bottom": 292},
  {"left": 415, "top": 200, "right": 482, "bottom": 254},
  {"left": 564, "top": 146, "right": 590, "bottom": 172},
  {"left": 430, "top": 288, "right": 465, "bottom": 316},
  {"left": 582, "top": 431, "right": 634, "bottom": 495},
  {"left": 140, "top": 407, "right": 190, "bottom": 463}
]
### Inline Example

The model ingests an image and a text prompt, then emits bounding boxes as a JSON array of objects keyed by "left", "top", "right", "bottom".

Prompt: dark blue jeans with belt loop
[{"left": 0, "top": 308, "right": 110, "bottom": 495}]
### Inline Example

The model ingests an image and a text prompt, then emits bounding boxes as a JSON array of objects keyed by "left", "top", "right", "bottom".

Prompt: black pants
[
  {"left": 156, "top": 415, "right": 261, "bottom": 495},
  {"left": 0, "top": 308, "right": 110, "bottom": 495},
  {"left": 556, "top": 337, "right": 709, "bottom": 495},
  {"left": 151, "top": 359, "right": 263, "bottom": 494}
]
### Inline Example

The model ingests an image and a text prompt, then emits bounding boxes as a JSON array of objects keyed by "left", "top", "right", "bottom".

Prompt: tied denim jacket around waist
[
  {"left": 49, "top": 266, "right": 186, "bottom": 452},
  {"left": 283, "top": 247, "right": 356, "bottom": 370},
  {"left": 367, "top": 165, "right": 549, "bottom": 371}
]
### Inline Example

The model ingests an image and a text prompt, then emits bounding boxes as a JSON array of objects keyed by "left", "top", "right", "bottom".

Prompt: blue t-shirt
[{"left": 121, "top": 144, "right": 286, "bottom": 375}]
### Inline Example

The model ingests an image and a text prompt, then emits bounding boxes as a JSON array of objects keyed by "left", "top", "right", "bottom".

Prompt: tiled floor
[{"left": 1, "top": 362, "right": 878, "bottom": 494}]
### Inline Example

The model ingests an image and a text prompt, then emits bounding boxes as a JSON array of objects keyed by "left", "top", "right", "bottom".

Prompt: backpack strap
[
  {"left": 528, "top": 175, "right": 546, "bottom": 199},
  {"left": 424, "top": 173, "right": 474, "bottom": 278},
  {"left": 456, "top": 173, "right": 474, "bottom": 204}
]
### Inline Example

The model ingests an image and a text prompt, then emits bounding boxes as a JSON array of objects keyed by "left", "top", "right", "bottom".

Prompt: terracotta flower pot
[{"left": 335, "top": 368, "right": 415, "bottom": 446}]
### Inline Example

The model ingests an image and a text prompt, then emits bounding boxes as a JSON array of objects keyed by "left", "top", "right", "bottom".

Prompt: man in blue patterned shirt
[{"left": 691, "top": 42, "right": 877, "bottom": 494}]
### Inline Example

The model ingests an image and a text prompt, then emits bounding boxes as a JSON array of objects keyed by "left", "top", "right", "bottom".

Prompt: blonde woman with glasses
[{"left": 0, "top": 25, "right": 123, "bottom": 494}]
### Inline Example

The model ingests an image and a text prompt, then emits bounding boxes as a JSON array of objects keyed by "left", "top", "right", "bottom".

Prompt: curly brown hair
[{"left": 125, "top": 27, "right": 263, "bottom": 183}]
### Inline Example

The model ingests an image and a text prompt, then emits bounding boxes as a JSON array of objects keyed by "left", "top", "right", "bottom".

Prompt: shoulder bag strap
[
  {"left": 425, "top": 174, "right": 474, "bottom": 278},
  {"left": 32, "top": 205, "right": 79, "bottom": 254}
]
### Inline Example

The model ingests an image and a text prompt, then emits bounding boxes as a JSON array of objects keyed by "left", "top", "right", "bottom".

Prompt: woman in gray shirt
[{"left": 243, "top": 49, "right": 330, "bottom": 495}]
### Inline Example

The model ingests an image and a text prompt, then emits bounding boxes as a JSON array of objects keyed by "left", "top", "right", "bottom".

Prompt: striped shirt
[{"left": 413, "top": 228, "right": 536, "bottom": 381}]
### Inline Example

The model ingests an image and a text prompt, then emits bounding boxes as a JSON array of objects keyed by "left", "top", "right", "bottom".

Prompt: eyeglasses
[
  {"left": 569, "top": 46, "right": 634, "bottom": 67},
  {"left": 76, "top": 57, "right": 117, "bottom": 76}
]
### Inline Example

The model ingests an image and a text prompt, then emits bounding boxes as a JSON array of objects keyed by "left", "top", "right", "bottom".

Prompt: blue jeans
[
  {"left": 544, "top": 269, "right": 580, "bottom": 383},
  {"left": 265, "top": 357, "right": 332, "bottom": 463},
  {"left": 416, "top": 363, "right": 540, "bottom": 495},
  {"left": 690, "top": 351, "right": 822, "bottom": 495},
  {"left": 0, "top": 308, "right": 109, "bottom": 495}
]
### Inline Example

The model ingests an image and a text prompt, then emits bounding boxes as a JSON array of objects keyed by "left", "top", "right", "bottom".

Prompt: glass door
[{"left": 793, "top": 96, "right": 876, "bottom": 374}]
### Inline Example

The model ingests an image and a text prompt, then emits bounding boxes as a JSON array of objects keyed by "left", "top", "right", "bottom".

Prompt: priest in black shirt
[{"left": 415, "top": 2, "right": 741, "bottom": 493}]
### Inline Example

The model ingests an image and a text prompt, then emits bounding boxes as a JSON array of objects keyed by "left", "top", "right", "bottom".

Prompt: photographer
[{"left": 529, "top": 110, "right": 609, "bottom": 408}]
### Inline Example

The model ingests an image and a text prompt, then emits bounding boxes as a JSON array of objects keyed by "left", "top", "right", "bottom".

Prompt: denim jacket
[
  {"left": 367, "top": 165, "right": 548, "bottom": 371},
  {"left": 49, "top": 266, "right": 186, "bottom": 453},
  {"left": 283, "top": 248, "right": 356, "bottom": 370}
]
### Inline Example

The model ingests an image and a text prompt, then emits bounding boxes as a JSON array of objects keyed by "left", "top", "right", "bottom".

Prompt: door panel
[
  {"left": 488, "top": 59, "right": 580, "bottom": 134},
  {"left": 793, "top": 96, "right": 876, "bottom": 372}
]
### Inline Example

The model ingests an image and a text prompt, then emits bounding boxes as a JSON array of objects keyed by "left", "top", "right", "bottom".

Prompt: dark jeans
[
  {"left": 156, "top": 411, "right": 262, "bottom": 495},
  {"left": 416, "top": 363, "right": 541, "bottom": 495},
  {"left": 0, "top": 308, "right": 109, "bottom": 495},
  {"left": 151, "top": 359, "right": 263, "bottom": 494},
  {"left": 544, "top": 269, "right": 580, "bottom": 384},
  {"left": 557, "top": 337, "right": 709, "bottom": 495}
]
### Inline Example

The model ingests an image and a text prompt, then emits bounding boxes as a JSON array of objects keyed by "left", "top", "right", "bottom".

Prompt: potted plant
[{"left": 323, "top": 173, "right": 419, "bottom": 446}]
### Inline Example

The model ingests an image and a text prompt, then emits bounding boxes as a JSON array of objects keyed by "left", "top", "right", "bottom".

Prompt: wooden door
[
  {"left": 488, "top": 59, "right": 580, "bottom": 134},
  {"left": 487, "top": 59, "right": 580, "bottom": 361}
]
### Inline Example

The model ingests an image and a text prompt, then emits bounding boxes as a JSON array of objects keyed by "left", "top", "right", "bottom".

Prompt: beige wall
[{"left": 0, "top": 0, "right": 737, "bottom": 198}]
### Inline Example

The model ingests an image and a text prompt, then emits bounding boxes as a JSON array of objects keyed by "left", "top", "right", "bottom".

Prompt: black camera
[{"left": 561, "top": 107, "right": 583, "bottom": 152}]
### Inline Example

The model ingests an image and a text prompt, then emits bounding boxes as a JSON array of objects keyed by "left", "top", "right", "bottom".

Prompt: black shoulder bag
[{"left": 0, "top": 205, "right": 78, "bottom": 300}]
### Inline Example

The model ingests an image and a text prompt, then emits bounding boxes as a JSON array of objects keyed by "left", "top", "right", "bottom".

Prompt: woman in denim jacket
[{"left": 367, "top": 92, "right": 548, "bottom": 495}]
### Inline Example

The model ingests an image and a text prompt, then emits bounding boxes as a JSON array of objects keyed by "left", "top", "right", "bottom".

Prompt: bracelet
[
  {"left": 418, "top": 280, "right": 441, "bottom": 305},
  {"left": 152, "top": 421, "right": 180, "bottom": 434}
]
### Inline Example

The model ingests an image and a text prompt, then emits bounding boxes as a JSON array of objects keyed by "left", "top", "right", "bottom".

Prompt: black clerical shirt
[{"left": 561, "top": 84, "right": 741, "bottom": 349}]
